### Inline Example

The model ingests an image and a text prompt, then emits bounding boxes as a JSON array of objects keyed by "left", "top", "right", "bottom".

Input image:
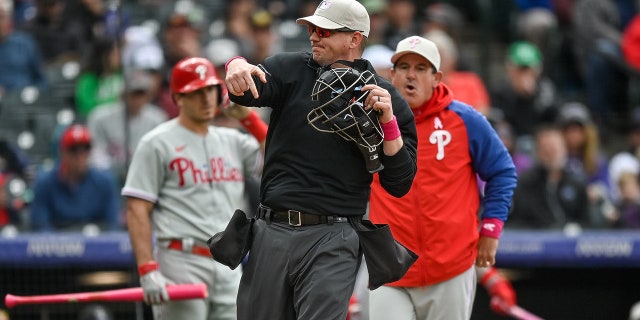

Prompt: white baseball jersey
[{"left": 122, "top": 119, "right": 262, "bottom": 242}]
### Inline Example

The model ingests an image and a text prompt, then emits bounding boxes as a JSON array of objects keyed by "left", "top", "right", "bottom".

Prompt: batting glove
[
  {"left": 479, "top": 267, "right": 517, "bottom": 315},
  {"left": 138, "top": 261, "right": 171, "bottom": 304}
]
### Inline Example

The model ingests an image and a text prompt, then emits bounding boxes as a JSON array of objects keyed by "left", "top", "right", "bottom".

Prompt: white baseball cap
[
  {"left": 362, "top": 44, "right": 394, "bottom": 70},
  {"left": 130, "top": 45, "right": 164, "bottom": 71},
  {"left": 296, "top": 0, "right": 370, "bottom": 37},
  {"left": 391, "top": 35, "right": 441, "bottom": 70}
]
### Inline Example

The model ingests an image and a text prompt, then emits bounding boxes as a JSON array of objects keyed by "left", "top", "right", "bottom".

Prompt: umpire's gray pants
[{"left": 238, "top": 219, "right": 361, "bottom": 320}]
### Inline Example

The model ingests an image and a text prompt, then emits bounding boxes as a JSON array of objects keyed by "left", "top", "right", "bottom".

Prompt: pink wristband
[
  {"left": 479, "top": 218, "right": 504, "bottom": 238},
  {"left": 381, "top": 116, "right": 401, "bottom": 141},
  {"left": 225, "top": 56, "right": 247, "bottom": 72}
]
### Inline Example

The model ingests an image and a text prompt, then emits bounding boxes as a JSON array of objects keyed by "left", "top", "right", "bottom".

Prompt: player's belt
[
  {"left": 167, "top": 239, "right": 213, "bottom": 257},
  {"left": 257, "top": 205, "right": 348, "bottom": 226}
]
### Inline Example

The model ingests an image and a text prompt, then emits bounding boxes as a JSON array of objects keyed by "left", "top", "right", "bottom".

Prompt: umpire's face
[
  {"left": 307, "top": 24, "right": 364, "bottom": 66},
  {"left": 390, "top": 53, "right": 442, "bottom": 109}
]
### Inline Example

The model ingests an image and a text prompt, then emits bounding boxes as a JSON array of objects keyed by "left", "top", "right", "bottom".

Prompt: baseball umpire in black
[{"left": 223, "top": 0, "right": 417, "bottom": 319}]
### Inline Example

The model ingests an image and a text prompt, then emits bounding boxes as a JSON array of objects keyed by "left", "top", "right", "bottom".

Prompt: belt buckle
[
  {"left": 288, "top": 210, "right": 302, "bottom": 226},
  {"left": 181, "top": 238, "right": 194, "bottom": 253}
]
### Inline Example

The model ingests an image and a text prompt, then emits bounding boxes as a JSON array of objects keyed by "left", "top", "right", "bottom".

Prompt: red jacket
[{"left": 369, "top": 83, "right": 516, "bottom": 286}]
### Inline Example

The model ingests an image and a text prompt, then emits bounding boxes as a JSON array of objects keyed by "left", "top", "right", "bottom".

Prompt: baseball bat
[
  {"left": 508, "top": 305, "right": 544, "bottom": 320},
  {"left": 491, "top": 297, "right": 544, "bottom": 320},
  {"left": 5, "top": 283, "right": 207, "bottom": 308}
]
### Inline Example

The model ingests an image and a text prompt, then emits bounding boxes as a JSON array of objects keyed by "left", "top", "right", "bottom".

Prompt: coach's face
[
  {"left": 307, "top": 24, "right": 360, "bottom": 66},
  {"left": 390, "top": 53, "right": 441, "bottom": 109},
  {"left": 176, "top": 85, "right": 219, "bottom": 123}
]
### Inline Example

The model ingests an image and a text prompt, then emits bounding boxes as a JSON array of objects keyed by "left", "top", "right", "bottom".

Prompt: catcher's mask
[{"left": 308, "top": 60, "right": 384, "bottom": 173}]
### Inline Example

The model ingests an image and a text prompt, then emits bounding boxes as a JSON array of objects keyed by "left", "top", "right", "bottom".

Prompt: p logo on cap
[{"left": 391, "top": 36, "right": 441, "bottom": 71}]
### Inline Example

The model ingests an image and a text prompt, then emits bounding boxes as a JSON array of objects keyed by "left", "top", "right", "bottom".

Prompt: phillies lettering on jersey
[
  {"left": 169, "top": 157, "right": 244, "bottom": 186},
  {"left": 122, "top": 119, "right": 262, "bottom": 241}
]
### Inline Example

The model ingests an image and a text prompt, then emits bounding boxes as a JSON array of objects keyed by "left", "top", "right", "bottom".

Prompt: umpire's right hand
[{"left": 224, "top": 57, "right": 267, "bottom": 98}]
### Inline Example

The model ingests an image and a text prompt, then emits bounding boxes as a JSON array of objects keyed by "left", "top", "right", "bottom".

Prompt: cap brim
[
  {"left": 178, "top": 78, "right": 221, "bottom": 93},
  {"left": 296, "top": 15, "right": 344, "bottom": 30},
  {"left": 391, "top": 50, "right": 432, "bottom": 66},
  {"left": 127, "top": 85, "right": 151, "bottom": 92}
]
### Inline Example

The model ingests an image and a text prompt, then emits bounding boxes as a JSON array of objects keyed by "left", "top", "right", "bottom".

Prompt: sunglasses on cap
[{"left": 307, "top": 25, "right": 356, "bottom": 38}]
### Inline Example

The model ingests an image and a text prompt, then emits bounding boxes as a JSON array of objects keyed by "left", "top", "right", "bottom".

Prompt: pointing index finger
[{"left": 248, "top": 66, "right": 267, "bottom": 99}]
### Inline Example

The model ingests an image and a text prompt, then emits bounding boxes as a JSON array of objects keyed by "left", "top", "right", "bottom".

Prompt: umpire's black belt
[{"left": 257, "top": 205, "right": 348, "bottom": 226}]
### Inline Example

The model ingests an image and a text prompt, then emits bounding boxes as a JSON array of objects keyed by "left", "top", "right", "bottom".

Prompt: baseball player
[
  {"left": 368, "top": 36, "right": 518, "bottom": 320},
  {"left": 122, "top": 57, "right": 267, "bottom": 320}
]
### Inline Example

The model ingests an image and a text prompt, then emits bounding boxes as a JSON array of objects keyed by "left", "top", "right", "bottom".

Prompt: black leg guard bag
[
  {"left": 207, "top": 209, "right": 254, "bottom": 270},
  {"left": 348, "top": 216, "right": 418, "bottom": 290}
]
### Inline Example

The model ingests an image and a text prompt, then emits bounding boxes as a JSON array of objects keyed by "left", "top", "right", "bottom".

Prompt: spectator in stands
[
  {"left": 0, "top": 173, "right": 21, "bottom": 230},
  {"left": 487, "top": 109, "right": 534, "bottom": 175},
  {"left": 74, "top": 37, "right": 124, "bottom": 119},
  {"left": 422, "top": 2, "right": 464, "bottom": 41},
  {"left": 121, "top": 26, "right": 165, "bottom": 115},
  {"left": 128, "top": 44, "right": 165, "bottom": 107},
  {"left": 614, "top": 171, "right": 640, "bottom": 228},
  {"left": 30, "top": 124, "right": 121, "bottom": 232},
  {"left": 87, "top": 70, "right": 167, "bottom": 187},
  {"left": 425, "top": 29, "right": 491, "bottom": 115},
  {"left": 421, "top": 2, "right": 472, "bottom": 71},
  {"left": 509, "top": 125, "right": 592, "bottom": 229},
  {"left": 160, "top": 1, "right": 207, "bottom": 68},
  {"left": 0, "top": 137, "right": 31, "bottom": 179},
  {"left": 490, "top": 40, "right": 559, "bottom": 143},
  {"left": 0, "top": 0, "right": 47, "bottom": 93},
  {"left": 362, "top": 44, "right": 394, "bottom": 80},
  {"left": 383, "top": 0, "right": 421, "bottom": 50},
  {"left": 571, "top": 0, "right": 638, "bottom": 129},
  {"left": 22, "top": 0, "right": 85, "bottom": 65},
  {"left": 511, "top": 0, "right": 558, "bottom": 62},
  {"left": 157, "top": 5, "right": 205, "bottom": 119},
  {"left": 609, "top": 107, "right": 640, "bottom": 201},
  {"left": 558, "top": 102, "right": 616, "bottom": 227},
  {"left": 248, "top": 9, "right": 282, "bottom": 65},
  {"left": 217, "top": 0, "right": 256, "bottom": 56},
  {"left": 361, "top": 0, "right": 388, "bottom": 46},
  {"left": 60, "top": 0, "right": 106, "bottom": 47},
  {"left": 205, "top": 37, "right": 241, "bottom": 78}
]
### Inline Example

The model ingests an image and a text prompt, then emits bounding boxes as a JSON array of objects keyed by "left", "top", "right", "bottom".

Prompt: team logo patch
[
  {"left": 429, "top": 117, "right": 451, "bottom": 160},
  {"left": 318, "top": 1, "right": 331, "bottom": 10},
  {"left": 195, "top": 65, "right": 207, "bottom": 80},
  {"left": 409, "top": 37, "right": 421, "bottom": 49},
  {"left": 483, "top": 223, "right": 496, "bottom": 232}
]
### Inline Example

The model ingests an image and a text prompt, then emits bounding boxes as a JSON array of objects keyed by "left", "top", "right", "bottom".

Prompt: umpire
[{"left": 223, "top": 0, "right": 418, "bottom": 319}]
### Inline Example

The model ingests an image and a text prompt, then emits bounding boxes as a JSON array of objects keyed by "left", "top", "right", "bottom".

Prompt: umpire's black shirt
[{"left": 229, "top": 52, "right": 417, "bottom": 216}]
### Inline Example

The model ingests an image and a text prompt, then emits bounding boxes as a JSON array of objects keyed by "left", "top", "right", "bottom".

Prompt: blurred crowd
[{"left": 0, "top": 0, "right": 640, "bottom": 235}]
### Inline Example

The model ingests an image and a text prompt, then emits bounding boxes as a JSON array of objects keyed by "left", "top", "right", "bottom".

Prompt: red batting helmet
[
  {"left": 170, "top": 57, "right": 229, "bottom": 107},
  {"left": 60, "top": 124, "right": 92, "bottom": 149}
]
